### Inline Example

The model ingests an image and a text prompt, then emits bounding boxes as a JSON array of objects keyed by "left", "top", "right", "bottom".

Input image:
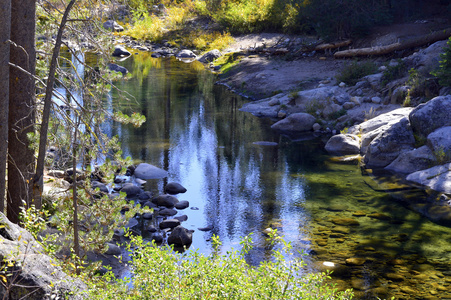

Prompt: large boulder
[
  {"left": 404, "top": 40, "right": 447, "bottom": 76},
  {"left": 427, "top": 126, "right": 451, "bottom": 162},
  {"left": 349, "top": 107, "right": 413, "bottom": 135},
  {"left": 198, "top": 49, "right": 222, "bottom": 63},
  {"left": 167, "top": 226, "right": 194, "bottom": 247},
  {"left": 176, "top": 50, "right": 197, "bottom": 60},
  {"left": 409, "top": 95, "right": 451, "bottom": 138},
  {"left": 134, "top": 163, "right": 168, "bottom": 180},
  {"left": 325, "top": 134, "right": 360, "bottom": 155},
  {"left": 270, "top": 113, "right": 316, "bottom": 132},
  {"left": 0, "top": 213, "right": 87, "bottom": 299},
  {"left": 385, "top": 145, "right": 437, "bottom": 174},
  {"left": 364, "top": 117, "right": 415, "bottom": 168},
  {"left": 294, "top": 86, "right": 350, "bottom": 107},
  {"left": 120, "top": 183, "right": 142, "bottom": 197},
  {"left": 406, "top": 163, "right": 451, "bottom": 193}
]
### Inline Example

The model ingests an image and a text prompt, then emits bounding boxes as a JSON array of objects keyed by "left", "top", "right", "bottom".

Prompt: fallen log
[
  {"left": 315, "top": 39, "right": 352, "bottom": 51},
  {"left": 334, "top": 27, "right": 451, "bottom": 58}
]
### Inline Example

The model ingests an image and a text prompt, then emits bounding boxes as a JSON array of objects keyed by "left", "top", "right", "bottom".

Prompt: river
[{"left": 108, "top": 53, "right": 451, "bottom": 299}]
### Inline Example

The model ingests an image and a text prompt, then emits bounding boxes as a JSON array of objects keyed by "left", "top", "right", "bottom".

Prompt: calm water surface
[{"left": 110, "top": 53, "right": 451, "bottom": 299}]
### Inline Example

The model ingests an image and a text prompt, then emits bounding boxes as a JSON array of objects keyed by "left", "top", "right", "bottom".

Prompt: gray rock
[
  {"left": 405, "top": 40, "right": 447, "bottom": 75},
  {"left": 364, "top": 117, "right": 415, "bottom": 168},
  {"left": 138, "top": 191, "right": 152, "bottom": 201},
  {"left": 91, "top": 181, "right": 108, "bottom": 194},
  {"left": 108, "top": 64, "right": 128, "bottom": 76},
  {"left": 325, "top": 134, "right": 360, "bottom": 155},
  {"left": 198, "top": 225, "right": 214, "bottom": 231},
  {"left": 406, "top": 163, "right": 451, "bottom": 193},
  {"left": 427, "top": 126, "right": 451, "bottom": 161},
  {"left": 134, "top": 163, "right": 168, "bottom": 180},
  {"left": 0, "top": 213, "right": 87, "bottom": 299},
  {"left": 385, "top": 145, "right": 437, "bottom": 174},
  {"left": 343, "top": 102, "right": 356, "bottom": 109},
  {"left": 175, "top": 200, "right": 190, "bottom": 210},
  {"left": 271, "top": 113, "right": 315, "bottom": 132},
  {"left": 125, "top": 217, "right": 140, "bottom": 231},
  {"left": 159, "top": 208, "right": 177, "bottom": 216},
  {"left": 350, "top": 107, "right": 413, "bottom": 135},
  {"left": 152, "top": 194, "right": 179, "bottom": 208},
  {"left": 322, "top": 103, "right": 343, "bottom": 118},
  {"left": 409, "top": 95, "right": 451, "bottom": 138},
  {"left": 174, "top": 215, "right": 188, "bottom": 222},
  {"left": 168, "top": 226, "right": 194, "bottom": 247},
  {"left": 159, "top": 219, "right": 181, "bottom": 229},
  {"left": 121, "top": 183, "right": 142, "bottom": 197},
  {"left": 112, "top": 45, "right": 131, "bottom": 57},
  {"left": 151, "top": 233, "right": 164, "bottom": 243},
  {"left": 363, "top": 73, "right": 383, "bottom": 90},
  {"left": 176, "top": 49, "right": 197, "bottom": 59},
  {"left": 164, "top": 182, "right": 187, "bottom": 195},
  {"left": 391, "top": 86, "right": 410, "bottom": 104},
  {"left": 105, "top": 243, "right": 122, "bottom": 255},
  {"left": 295, "top": 86, "right": 350, "bottom": 107},
  {"left": 103, "top": 20, "right": 124, "bottom": 32},
  {"left": 142, "top": 213, "right": 153, "bottom": 220},
  {"left": 198, "top": 49, "right": 222, "bottom": 63}
]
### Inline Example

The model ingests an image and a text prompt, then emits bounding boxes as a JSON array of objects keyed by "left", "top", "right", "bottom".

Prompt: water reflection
[{"left": 110, "top": 54, "right": 451, "bottom": 299}]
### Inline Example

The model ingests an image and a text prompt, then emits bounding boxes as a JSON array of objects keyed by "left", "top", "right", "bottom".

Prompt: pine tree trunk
[
  {"left": 8, "top": 0, "right": 36, "bottom": 223},
  {"left": 0, "top": 1, "right": 11, "bottom": 214}
]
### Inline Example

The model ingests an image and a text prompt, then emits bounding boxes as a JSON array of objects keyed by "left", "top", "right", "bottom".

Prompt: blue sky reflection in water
[{"left": 111, "top": 54, "right": 312, "bottom": 264}]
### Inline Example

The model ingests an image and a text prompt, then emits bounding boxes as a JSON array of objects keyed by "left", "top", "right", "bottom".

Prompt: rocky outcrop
[
  {"left": 363, "top": 117, "right": 415, "bottom": 168},
  {"left": 409, "top": 95, "right": 451, "bottom": 138},
  {"left": 0, "top": 213, "right": 86, "bottom": 299},
  {"left": 406, "top": 163, "right": 451, "bottom": 193},
  {"left": 385, "top": 145, "right": 437, "bottom": 174}
]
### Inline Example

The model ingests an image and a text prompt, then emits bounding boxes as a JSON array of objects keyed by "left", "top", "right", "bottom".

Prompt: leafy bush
[
  {"left": 382, "top": 59, "right": 407, "bottom": 85},
  {"left": 336, "top": 61, "right": 377, "bottom": 86},
  {"left": 432, "top": 37, "right": 451, "bottom": 87},
  {"left": 88, "top": 232, "right": 354, "bottom": 299}
]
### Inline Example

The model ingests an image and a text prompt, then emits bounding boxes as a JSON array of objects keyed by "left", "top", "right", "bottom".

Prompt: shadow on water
[{"left": 108, "top": 53, "right": 451, "bottom": 299}]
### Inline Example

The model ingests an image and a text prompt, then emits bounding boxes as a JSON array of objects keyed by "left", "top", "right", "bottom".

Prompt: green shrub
[
  {"left": 382, "top": 59, "right": 407, "bottom": 85},
  {"left": 336, "top": 61, "right": 377, "bottom": 86},
  {"left": 88, "top": 232, "right": 354, "bottom": 299},
  {"left": 432, "top": 37, "right": 451, "bottom": 87}
]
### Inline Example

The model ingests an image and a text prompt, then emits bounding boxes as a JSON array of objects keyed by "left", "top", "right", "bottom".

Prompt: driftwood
[
  {"left": 334, "top": 27, "right": 451, "bottom": 58},
  {"left": 315, "top": 39, "right": 352, "bottom": 51}
]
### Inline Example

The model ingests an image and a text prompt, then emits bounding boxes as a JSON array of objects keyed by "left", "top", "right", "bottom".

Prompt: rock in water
[
  {"left": 168, "top": 226, "right": 194, "bottom": 247},
  {"left": 134, "top": 163, "right": 168, "bottom": 180},
  {"left": 152, "top": 194, "right": 179, "bottom": 208},
  {"left": 164, "top": 182, "right": 187, "bottom": 194},
  {"left": 112, "top": 45, "right": 131, "bottom": 57}
]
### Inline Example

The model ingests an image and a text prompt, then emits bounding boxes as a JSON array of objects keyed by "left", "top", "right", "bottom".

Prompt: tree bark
[
  {"left": 33, "top": 0, "right": 77, "bottom": 210},
  {"left": 334, "top": 28, "right": 451, "bottom": 58},
  {"left": 0, "top": 0, "right": 11, "bottom": 214},
  {"left": 8, "top": 0, "right": 36, "bottom": 223}
]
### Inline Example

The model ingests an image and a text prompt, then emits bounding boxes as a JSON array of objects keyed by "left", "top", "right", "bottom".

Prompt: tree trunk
[
  {"left": 334, "top": 28, "right": 451, "bottom": 58},
  {"left": 33, "top": 0, "right": 77, "bottom": 210},
  {"left": 0, "top": 0, "right": 11, "bottom": 214},
  {"left": 8, "top": 0, "right": 36, "bottom": 223}
]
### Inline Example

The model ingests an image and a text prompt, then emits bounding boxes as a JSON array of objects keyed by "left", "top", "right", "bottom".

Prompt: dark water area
[{"left": 108, "top": 53, "right": 451, "bottom": 299}]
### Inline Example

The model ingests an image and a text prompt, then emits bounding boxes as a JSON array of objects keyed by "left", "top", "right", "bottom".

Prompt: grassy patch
[{"left": 336, "top": 61, "right": 378, "bottom": 86}]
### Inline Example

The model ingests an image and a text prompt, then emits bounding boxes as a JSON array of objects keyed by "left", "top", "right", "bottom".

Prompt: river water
[{"left": 109, "top": 53, "right": 451, "bottom": 299}]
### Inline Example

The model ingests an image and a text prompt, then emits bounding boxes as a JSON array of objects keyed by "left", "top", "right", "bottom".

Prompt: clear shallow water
[{"left": 111, "top": 53, "right": 451, "bottom": 299}]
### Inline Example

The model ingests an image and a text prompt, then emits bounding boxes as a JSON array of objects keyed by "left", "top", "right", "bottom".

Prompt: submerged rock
[{"left": 134, "top": 163, "right": 168, "bottom": 180}]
